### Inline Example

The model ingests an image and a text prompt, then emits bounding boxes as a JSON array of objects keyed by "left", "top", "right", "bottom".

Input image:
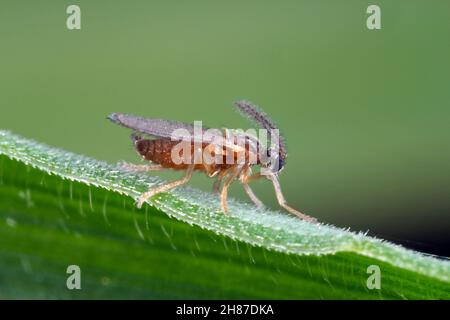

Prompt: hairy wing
[
  {"left": 108, "top": 113, "right": 206, "bottom": 141},
  {"left": 108, "top": 113, "right": 263, "bottom": 154}
]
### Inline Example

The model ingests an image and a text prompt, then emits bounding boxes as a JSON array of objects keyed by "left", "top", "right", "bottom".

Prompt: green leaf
[{"left": 0, "top": 130, "right": 448, "bottom": 299}]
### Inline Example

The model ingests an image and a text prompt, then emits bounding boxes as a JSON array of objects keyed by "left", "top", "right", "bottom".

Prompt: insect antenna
[{"left": 234, "top": 100, "right": 287, "bottom": 171}]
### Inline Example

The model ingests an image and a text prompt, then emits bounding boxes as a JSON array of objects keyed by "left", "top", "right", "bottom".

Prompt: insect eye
[
  {"left": 278, "top": 157, "right": 285, "bottom": 171},
  {"left": 266, "top": 149, "right": 284, "bottom": 173}
]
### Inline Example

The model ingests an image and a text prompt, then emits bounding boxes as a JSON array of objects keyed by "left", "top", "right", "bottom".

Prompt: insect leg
[
  {"left": 220, "top": 166, "right": 244, "bottom": 214},
  {"left": 136, "top": 164, "right": 195, "bottom": 209},
  {"left": 212, "top": 179, "right": 221, "bottom": 194},
  {"left": 212, "top": 166, "right": 234, "bottom": 193},
  {"left": 239, "top": 169, "right": 264, "bottom": 209},
  {"left": 243, "top": 172, "right": 263, "bottom": 183},
  {"left": 267, "top": 174, "right": 318, "bottom": 224},
  {"left": 242, "top": 183, "right": 264, "bottom": 209},
  {"left": 118, "top": 161, "right": 164, "bottom": 172}
]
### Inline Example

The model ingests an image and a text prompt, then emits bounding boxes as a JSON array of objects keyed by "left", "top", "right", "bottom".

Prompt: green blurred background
[{"left": 1, "top": 1, "right": 449, "bottom": 255}]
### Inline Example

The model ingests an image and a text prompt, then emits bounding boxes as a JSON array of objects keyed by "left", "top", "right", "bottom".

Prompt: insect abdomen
[
  {"left": 134, "top": 138, "right": 180, "bottom": 168},
  {"left": 134, "top": 138, "right": 261, "bottom": 170}
]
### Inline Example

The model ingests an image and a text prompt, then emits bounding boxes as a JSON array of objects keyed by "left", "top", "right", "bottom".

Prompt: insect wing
[
  {"left": 108, "top": 113, "right": 258, "bottom": 153},
  {"left": 108, "top": 113, "right": 214, "bottom": 143}
]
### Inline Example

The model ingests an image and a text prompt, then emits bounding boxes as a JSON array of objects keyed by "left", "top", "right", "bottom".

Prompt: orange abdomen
[{"left": 134, "top": 138, "right": 259, "bottom": 170}]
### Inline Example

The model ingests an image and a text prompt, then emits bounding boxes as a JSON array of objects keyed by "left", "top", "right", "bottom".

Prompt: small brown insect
[{"left": 107, "top": 100, "right": 318, "bottom": 223}]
